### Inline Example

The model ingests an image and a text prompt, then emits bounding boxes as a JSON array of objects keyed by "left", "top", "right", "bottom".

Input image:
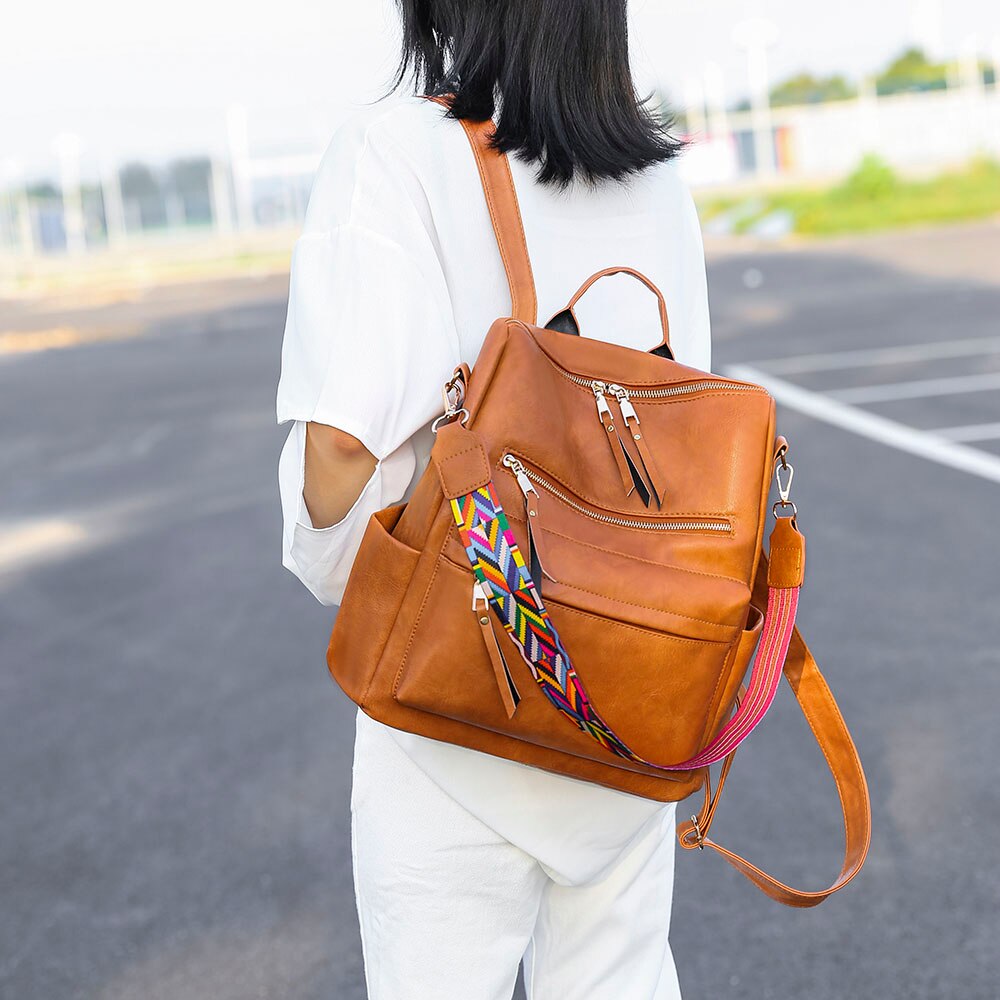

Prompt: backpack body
[
  {"left": 330, "top": 314, "right": 775, "bottom": 805},
  {"left": 326, "top": 102, "right": 870, "bottom": 906}
]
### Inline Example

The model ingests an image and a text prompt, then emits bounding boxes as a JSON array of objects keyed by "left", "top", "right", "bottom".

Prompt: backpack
[{"left": 327, "top": 98, "right": 871, "bottom": 907}]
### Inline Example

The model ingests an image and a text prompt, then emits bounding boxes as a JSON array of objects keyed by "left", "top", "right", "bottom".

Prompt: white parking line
[
  {"left": 931, "top": 421, "right": 1000, "bottom": 442},
  {"left": 725, "top": 364, "right": 1000, "bottom": 484},
  {"left": 752, "top": 336, "right": 1000, "bottom": 375},
  {"left": 827, "top": 371, "right": 1000, "bottom": 404}
]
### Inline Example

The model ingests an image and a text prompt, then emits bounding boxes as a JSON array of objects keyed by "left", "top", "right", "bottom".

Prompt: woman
[{"left": 276, "top": 2, "right": 710, "bottom": 997}]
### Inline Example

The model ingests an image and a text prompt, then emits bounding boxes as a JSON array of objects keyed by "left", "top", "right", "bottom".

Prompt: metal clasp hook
[
  {"left": 772, "top": 448, "right": 797, "bottom": 518},
  {"left": 431, "top": 371, "right": 470, "bottom": 433}
]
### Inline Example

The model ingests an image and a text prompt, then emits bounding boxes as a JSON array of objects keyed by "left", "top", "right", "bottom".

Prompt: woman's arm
[{"left": 303, "top": 422, "right": 378, "bottom": 529}]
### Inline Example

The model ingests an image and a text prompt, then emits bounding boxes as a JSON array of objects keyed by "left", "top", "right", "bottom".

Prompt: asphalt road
[{"left": 2, "top": 221, "right": 999, "bottom": 999}]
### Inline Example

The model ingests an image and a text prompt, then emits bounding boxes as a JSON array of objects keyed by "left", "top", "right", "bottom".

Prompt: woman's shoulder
[{"left": 302, "top": 96, "right": 458, "bottom": 234}]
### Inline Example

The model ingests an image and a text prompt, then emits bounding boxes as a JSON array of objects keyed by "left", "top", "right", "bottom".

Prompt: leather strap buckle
[{"left": 687, "top": 814, "right": 705, "bottom": 850}]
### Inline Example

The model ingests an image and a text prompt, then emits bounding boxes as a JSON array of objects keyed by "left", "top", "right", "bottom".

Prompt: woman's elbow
[{"left": 306, "top": 423, "right": 376, "bottom": 463}]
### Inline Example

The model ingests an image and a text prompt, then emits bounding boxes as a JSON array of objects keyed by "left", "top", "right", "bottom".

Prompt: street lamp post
[
  {"left": 732, "top": 18, "right": 779, "bottom": 179},
  {"left": 52, "top": 132, "right": 87, "bottom": 255}
]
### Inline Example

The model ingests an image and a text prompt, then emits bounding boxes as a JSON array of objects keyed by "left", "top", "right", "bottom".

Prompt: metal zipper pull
[
  {"left": 502, "top": 454, "right": 537, "bottom": 499},
  {"left": 501, "top": 454, "right": 558, "bottom": 584},
  {"left": 607, "top": 384, "right": 667, "bottom": 508},
  {"left": 589, "top": 380, "right": 642, "bottom": 499}
]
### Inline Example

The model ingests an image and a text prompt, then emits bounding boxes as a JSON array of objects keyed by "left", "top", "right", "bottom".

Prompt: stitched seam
[
  {"left": 548, "top": 580, "right": 739, "bottom": 633},
  {"left": 497, "top": 448, "right": 733, "bottom": 521},
  {"left": 464, "top": 120, "right": 525, "bottom": 322},
  {"left": 796, "top": 668, "right": 866, "bottom": 872},
  {"left": 501, "top": 508, "right": 746, "bottom": 584},
  {"left": 544, "top": 600, "right": 727, "bottom": 647},
  {"left": 392, "top": 503, "right": 454, "bottom": 696},
  {"left": 697, "top": 633, "right": 743, "bottom": 750},
  {"left": 533, "top": 348, "right": 765, "bottom": 397},
  {"left": 438, "top": 441, "right": 491, "bottom": 496},
  {"left": 498, "top": 153, "right": 537, "bottom": 322}
]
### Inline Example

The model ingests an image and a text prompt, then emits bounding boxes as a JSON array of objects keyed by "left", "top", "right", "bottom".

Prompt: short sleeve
[
  {"left": 275, "top": 104, "right": 462, "bottom": 460},
  {"left": 276, "top": 224, "right": 460, "bottom": 459}
]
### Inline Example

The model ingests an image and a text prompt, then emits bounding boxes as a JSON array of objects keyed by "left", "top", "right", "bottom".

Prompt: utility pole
[
  {"left": 682, "top": 76, "right": 706, "bottom": 141},
  {"left": 101, "top": 158, "right": 128, "bottom": 250},
  {"left": 1, "top": 157, "right": 35, "bottom": 258},
  {"left": 732, "top": 17, "right": 779, "bottom": 179},
  {"left": 209, "top": 157, "right": 234, "bottom": 235},
  {"left": 226, "top": 104, "right": 254, "bottom": 232},
  {"left": 703, "top": 61, "right": 730, "bottom": 142},
  {"left": 52, "top": 132, "right": 87, "bottom": 254}
]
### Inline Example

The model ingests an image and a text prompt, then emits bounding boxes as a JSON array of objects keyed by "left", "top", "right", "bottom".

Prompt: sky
[{"left": 1, "top": 0, "right": 997, "bottom": 183}]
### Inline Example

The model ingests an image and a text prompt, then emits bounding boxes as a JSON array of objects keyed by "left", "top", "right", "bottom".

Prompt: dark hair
[{"left": 392, "top": 0, "right": 688, "bottom": 187}]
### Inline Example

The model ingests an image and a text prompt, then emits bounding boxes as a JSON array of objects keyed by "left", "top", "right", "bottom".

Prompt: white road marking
[
  {"left": 0, "top": 519, "right": 89, "bottom": 574},
  {"left": 751, "top": 336, "right": 1000, "bottom": 375},
  {"left": 930, "top": 421, "right": 1000, "bottom": 442},
  {"left": 827, "top": 371, "right": 1000, "bottom": 404},
  {"left": 725, "top": 364, "right": 1000, "bottom": 484}
]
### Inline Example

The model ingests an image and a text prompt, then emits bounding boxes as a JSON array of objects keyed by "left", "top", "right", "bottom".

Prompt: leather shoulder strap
[
  {"left": 676, "top": 551, "right": 872, "bottom": 907},
  {"left": 427, "top": 95, "right": 538, "bottom": 325}
]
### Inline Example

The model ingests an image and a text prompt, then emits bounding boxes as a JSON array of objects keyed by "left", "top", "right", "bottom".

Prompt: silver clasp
[
  {"left": 772, "top": 448, "right": 797, "bottom": 518},
  {"left": 431, "top": 371, "right": 470, "bottom": 433}
]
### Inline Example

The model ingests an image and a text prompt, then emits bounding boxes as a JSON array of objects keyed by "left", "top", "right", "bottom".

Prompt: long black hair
[{"left": 392, "top": 0, "right": 687, "bottom": 187}]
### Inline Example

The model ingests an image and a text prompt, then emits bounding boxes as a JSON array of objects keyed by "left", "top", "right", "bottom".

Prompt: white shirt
[{"left": 276, "top": 95, "right": 712, "bottom": 885}]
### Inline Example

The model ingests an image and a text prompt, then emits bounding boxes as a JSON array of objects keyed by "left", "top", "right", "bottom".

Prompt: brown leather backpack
[{"left": 327, "top": 101, "right": 871, "bottom": 907}]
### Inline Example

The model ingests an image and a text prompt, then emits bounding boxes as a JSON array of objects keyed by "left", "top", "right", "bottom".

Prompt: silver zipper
[
  {"left": 557, "top": 367, "right": 764, "bottom": 400},
  {"left": 502, "top": 455, "right": 730, "bottom": 533}
]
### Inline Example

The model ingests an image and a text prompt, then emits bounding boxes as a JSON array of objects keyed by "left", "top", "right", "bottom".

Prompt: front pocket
[
  {"left": 393, "top": 553, "right": 754, "bottom": 770},
  {"left": 327, "top": 504, "right": 421, "bottom": 706}
]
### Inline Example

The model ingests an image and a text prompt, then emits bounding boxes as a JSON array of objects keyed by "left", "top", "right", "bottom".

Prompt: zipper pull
[
  {"left": 472, "top": 579, "right": 521, "bottom": 718},
  {"left": 589, "top": 381, "right": 640, "bottom": 499},
  {"left": 502, "top": 454, "right": 537, "bottom": 499},
  {"left": 591, "top": 380, "right": 613, "bottom": 421},
  {"left": 607, "top": 384, "right": 666, "bottom": 508},
  {"left": 501, "top": 455, "right": 557, "bottom": 584}
]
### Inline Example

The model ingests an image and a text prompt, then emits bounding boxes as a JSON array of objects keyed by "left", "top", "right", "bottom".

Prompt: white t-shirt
[{"left": 276, "top": 95, "right": 712, "bottom": 885}]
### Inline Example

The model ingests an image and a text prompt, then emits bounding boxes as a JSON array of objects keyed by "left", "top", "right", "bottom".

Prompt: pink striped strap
[
  {"left": 676, "top": 535, "right": 872, "bottom": 908},
  {"left": 672, "top": 582, "right": 799, "bottom": 769}
]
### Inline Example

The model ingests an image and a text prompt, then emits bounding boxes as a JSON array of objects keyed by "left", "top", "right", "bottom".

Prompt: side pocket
[
  {"left": 327, "top": 505, "right": 421, "bottom": 706},
  {"left": 700, "top": 604, "right": 765, "bottom": 748}
]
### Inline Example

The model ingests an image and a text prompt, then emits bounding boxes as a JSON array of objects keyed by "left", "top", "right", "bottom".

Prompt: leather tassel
[
  {"left": 610, "top": 388, "right": 666, "bottom": 508},
  {"left": 619, "top": 439, "right": 653, "bottom": 507},
  {"left": 630, "top": 430, "right": 666, "bottom": 508},
  {"left": 599, "top": 407, "right": 638, "bottom": 497},
  {"left": 473, "top": 583, "right": 521, "bottom": 718},
  {"left": 524, "top": 490, "right": 558, "bottom": 584}
]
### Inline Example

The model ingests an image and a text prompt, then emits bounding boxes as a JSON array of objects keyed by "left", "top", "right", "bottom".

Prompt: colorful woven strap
[{"left": 451, "top": 480, "right": 800, "bottom": 771}]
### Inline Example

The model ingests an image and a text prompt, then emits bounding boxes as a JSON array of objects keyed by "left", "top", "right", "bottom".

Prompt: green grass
[{"left": 698, "top": 155, "right": 1000, "bottom": 237}]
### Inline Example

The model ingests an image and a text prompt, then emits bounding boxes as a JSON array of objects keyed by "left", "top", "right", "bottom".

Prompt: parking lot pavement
[{"left": 2, "top": 222, "right": 998, "bottom": 1000}]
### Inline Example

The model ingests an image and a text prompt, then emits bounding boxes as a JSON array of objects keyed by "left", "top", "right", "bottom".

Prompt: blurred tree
[
  {"left": 119, "top": 162, "right": 165, "bottom": 229},
  {"left": 875, "top": 47, "right": 948, "bottom": 95},
  {"left": 770, "top": 72, "right": 856, "bottom": 106},
  {"left": 167, "top": 157, "right": 213, "bottom": 224},
  {"left": 26, "top": 181, "right": 59, "bottom": 199},
  {"left": 833, "top": 154, "right": 899, "bottom": 201}
]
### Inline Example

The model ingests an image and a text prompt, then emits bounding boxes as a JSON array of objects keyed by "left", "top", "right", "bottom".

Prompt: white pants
[{"left": 350, "top": 713, "right": 682, "bottom": 1000}]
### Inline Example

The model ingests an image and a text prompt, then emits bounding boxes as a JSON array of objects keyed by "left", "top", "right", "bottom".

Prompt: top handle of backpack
[
  {"left": 545, "top": 266, "right": 674, "bottom": 360},
  {"left": 426, "top": 96, "right": 673, "bottom": 359}
]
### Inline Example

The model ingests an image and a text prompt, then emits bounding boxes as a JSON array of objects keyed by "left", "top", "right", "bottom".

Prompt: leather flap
[
  {"left": 767, "top": 516, "right": 806, "bottom": 589},
  {"left": 432, "top": 422, "right": 492, "bottom": 500}
]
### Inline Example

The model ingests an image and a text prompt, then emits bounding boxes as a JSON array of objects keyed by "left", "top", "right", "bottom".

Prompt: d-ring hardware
[{"left": 431, "top": 407, "right": 469, "bottom": 433}]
